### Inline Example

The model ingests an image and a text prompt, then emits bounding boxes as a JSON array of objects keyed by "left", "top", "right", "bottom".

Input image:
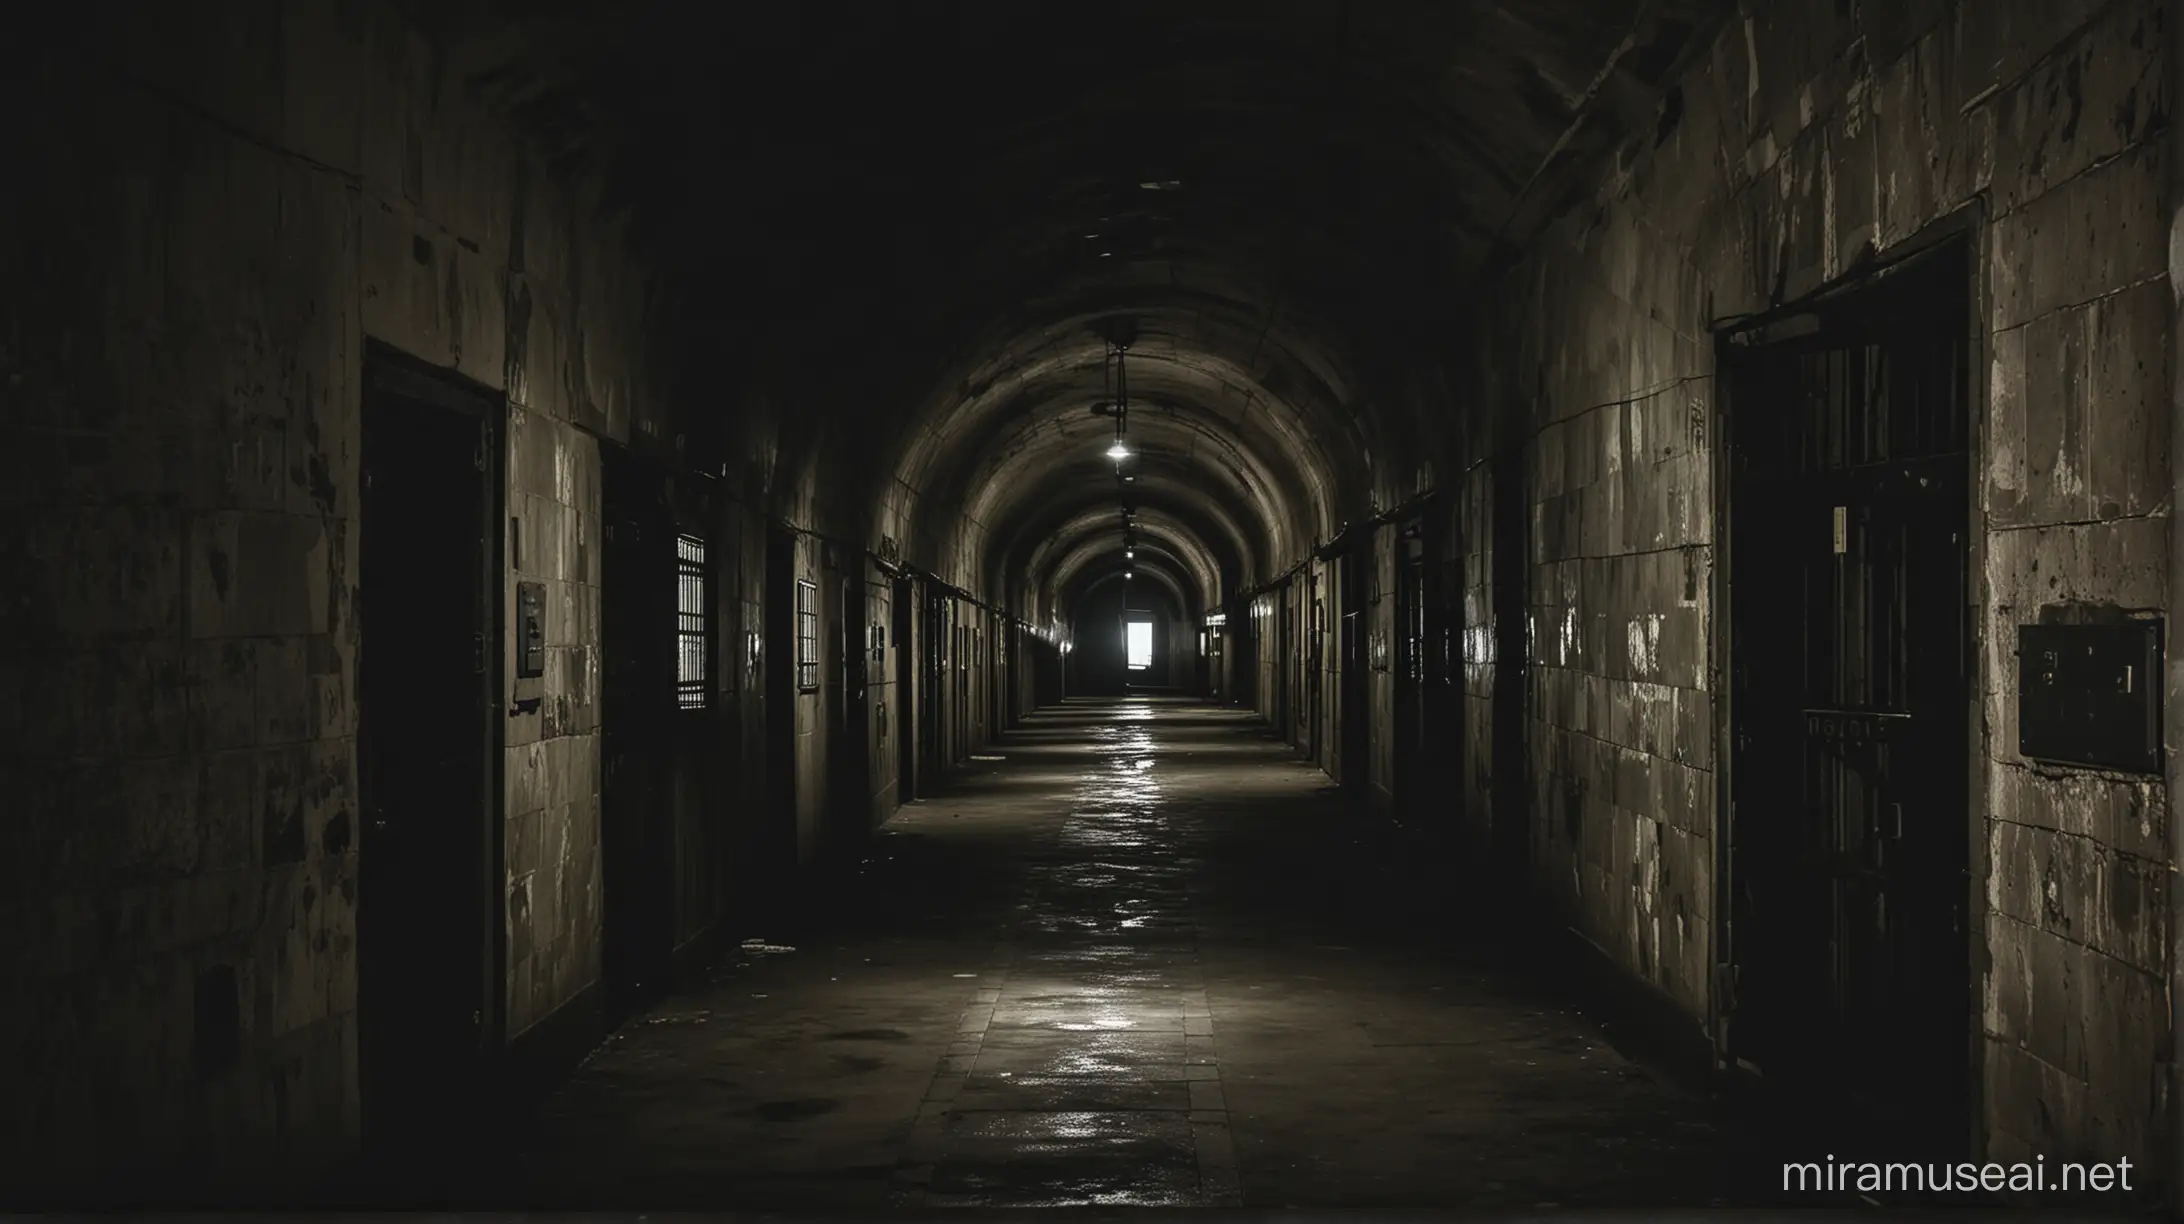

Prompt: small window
[
  {"left": 676, "top": 534, "right": 708, "bottom": 710},
  {"left": 796, "top": 578, "right": 820, "bottom": 692}
]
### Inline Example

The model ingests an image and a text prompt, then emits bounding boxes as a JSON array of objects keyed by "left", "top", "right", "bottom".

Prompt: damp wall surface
[
  {"left": 0, "top": 0, "right": 675, "bottom": 1181},
  {"left": 1456, "top": 0, "right": 2175, "bottom": 1169}
]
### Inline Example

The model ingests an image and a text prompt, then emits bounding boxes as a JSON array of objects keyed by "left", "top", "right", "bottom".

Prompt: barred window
[
  {"left": 676, "top": 534, "right": 708, "bottom": 710},
  {"left": 796, "top": 578, "right": 820, "bottom": 692}
]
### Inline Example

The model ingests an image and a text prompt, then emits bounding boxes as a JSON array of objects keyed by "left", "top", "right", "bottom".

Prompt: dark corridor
[
  {"left": 498, "top": 700, "right": 1768, "bottom": 1209},
  {"left": 6, "top": 0, "right": 2177, "bottom": 1213}
]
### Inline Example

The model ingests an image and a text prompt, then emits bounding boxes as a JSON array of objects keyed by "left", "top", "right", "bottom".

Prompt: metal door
[{"left": 1722, "top": 237, "right": 1972, "bottom": 1149}]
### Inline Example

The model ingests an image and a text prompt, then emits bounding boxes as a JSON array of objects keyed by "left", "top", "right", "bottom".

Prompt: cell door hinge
[{"left": 474, "top": 629, "right": 489, "bottom": 675}]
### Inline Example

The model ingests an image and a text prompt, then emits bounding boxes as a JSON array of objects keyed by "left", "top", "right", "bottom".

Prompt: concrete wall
[
  {"left": 1461, "top": 0, "right": 2173, "bottom": 1169},
  {"left": 503, "top": 416, "right": 605, "bottom": 1042},
  {"left": 0, "top": 0, "right": 671, "bottom": 1183}
]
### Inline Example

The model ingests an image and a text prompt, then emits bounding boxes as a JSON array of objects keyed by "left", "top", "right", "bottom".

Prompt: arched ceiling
[
  {"left": 1070, "top": 568, "right": 1193, "bottom": 636},
  {"left": 1008, "top": 487, "right": 1254, "bottom": 625},
  {"left": 1046, "top": 533, "right": 1212, "bottom": 628},
  {"left": 446, "top": 0, "right": 1728, "bottom": 628}
]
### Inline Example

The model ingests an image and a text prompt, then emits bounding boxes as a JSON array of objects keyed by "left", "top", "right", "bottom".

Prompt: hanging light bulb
[{"left": 1106, "top": 439, "right": 1130, "bottom": 460}]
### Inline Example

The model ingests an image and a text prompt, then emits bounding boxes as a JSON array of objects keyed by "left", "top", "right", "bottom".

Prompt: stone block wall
[
  {"left": 503, "top": 413, "right": 604, "bottom": 1039},
  {"left": 0, "top": 0, "right": 669, "bottom": 1183},
  {"left": 1464, "top": 0, "right": 2174, "bottom": 1168}
]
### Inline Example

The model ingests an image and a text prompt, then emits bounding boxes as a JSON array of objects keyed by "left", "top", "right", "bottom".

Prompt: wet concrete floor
[{"left": 497, "top": 697, "right": 1775, "bottom": 1209}]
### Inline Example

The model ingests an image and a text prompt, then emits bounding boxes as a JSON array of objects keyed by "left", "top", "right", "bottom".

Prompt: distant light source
[
  {"left": 1125, "top": 620, "right": 1153, "bottom": 669},
  {"left": 1123, "top": 475, "right": 1135, "bottom": 481},
  {"left": 1106, "top": 441, "right": 1131, "bottom": 460},
  {"left": 1126, "top": 549, "right": 1135, "bottom": 559},
  {"left": 1125, "top": 570, "right": 1134, "bottom": 580}
]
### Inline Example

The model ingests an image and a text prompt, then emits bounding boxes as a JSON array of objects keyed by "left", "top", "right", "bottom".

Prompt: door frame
[
  {"left": 1707, "top": 206, "right": 1988, "bottom": 1154},
  {"left": 357, "top": 346, "right": 509, "bottom": 1092}
]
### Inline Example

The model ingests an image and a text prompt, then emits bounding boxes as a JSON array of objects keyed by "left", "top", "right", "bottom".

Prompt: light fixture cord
[{"left": 1114, "top": 342, "right": 1129, "bottom": 438}]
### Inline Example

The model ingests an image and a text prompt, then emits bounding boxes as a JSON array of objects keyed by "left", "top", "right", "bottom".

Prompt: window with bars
[
  {"left": 676, "top": 534, "right": 709, "bottom": 710},
  {"left": 796, "top": 578, "right": 820, "bottom": 692}
]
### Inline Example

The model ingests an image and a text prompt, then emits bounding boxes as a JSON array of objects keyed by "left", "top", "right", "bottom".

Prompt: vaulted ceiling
[{"left": 443, "top": 0, "right": 1729, "bottom": 625}]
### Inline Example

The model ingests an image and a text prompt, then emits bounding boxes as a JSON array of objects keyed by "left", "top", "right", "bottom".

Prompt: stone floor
[{"left": 473, "top": 696, "right": 1781, "bottom": 1209}]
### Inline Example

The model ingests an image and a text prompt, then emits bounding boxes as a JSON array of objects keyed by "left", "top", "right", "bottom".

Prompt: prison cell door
[
  {"left": 1723, "top": 239, "right": 1972, "bottom": 1155},
  {"left": 356, "top": 360, "right": 497, "bottom": 1162}
]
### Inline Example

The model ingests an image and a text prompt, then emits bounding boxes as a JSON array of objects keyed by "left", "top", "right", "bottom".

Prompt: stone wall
[
  {"left": 503, "top": 414, "right": 605, "bottom": 1042},
  {"left": 0, "top": 0, "right": 670, "bottom": 1183},
  {"left": 1464, "top": 0, "right": 2173, "bottom": 1168}
]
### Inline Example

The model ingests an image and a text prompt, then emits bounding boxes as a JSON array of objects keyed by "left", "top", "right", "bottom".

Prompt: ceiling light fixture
[{"left": 1100, "top": 328, "right": 1131, "bottom": 462}]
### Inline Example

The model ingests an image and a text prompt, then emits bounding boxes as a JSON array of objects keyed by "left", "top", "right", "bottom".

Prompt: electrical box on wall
[
  {"left": 2016, "top": 620, "right": 2161, "bottom": 774},
  {"left": 517, "top": 581, "right": 547, "bottom": 679}
]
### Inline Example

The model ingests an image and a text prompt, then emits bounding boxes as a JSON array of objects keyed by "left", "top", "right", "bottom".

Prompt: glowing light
[
  {"left": 1125, "top": 620, "right": 1152, "bottom": 669},
  {"left": 1106, "top": 440, "right": 1131, "bottom": 460}
]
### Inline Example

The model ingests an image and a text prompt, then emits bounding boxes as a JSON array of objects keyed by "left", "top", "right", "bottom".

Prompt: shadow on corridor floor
[{"left": 361, "top": 698, "right": 1803, "bottom": 1209}]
